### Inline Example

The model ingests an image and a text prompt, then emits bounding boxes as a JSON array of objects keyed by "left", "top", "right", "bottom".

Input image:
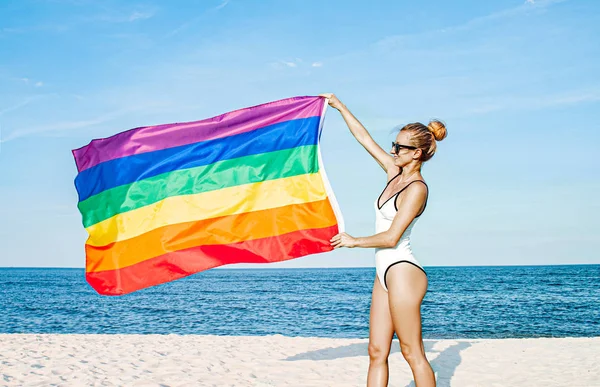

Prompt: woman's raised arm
[{"left": 320, "top": 93, "right": 395, "bottom": 173}]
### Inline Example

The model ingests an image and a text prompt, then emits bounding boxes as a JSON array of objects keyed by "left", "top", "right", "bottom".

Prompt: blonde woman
[{"left": 322, "top": 93, "right": 446, "bottom": 387}]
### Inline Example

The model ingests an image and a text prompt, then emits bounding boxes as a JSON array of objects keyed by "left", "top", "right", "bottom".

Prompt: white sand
[{"left": 0, "top": 334, "right": 597, "bottom": 387}]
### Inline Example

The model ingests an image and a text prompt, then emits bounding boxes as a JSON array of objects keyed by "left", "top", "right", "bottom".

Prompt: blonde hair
[{"left": 401, "top": 119, "right": 447, "bottom": 162}]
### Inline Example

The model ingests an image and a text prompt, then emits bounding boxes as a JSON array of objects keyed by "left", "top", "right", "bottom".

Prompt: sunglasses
[{"left": 391, "top": 141, "right": 418, "bottom": 154}]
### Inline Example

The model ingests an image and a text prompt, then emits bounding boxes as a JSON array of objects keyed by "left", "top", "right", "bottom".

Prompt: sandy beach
[{"left": 0, "top": 334, "right": 597, "bottom": 387}]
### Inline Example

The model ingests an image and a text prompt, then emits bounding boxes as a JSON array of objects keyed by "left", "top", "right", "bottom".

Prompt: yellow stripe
[{"left": 85, "top": 173, "right": 327, "bottom": 246}]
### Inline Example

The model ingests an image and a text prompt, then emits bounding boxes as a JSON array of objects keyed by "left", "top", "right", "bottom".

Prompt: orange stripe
[
  {"left": 86, "top": 225, "right": 338, "bottom": 296},
  {"left": 86, "top": 199, "right": 337, "bottom": 273}
]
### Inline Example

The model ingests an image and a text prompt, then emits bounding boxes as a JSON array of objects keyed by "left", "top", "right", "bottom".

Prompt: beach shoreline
[{"left": 1, "top": 334, "right": 597, "bottom": 386}]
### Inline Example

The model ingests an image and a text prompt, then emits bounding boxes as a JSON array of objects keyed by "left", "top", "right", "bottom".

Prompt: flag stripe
[
  {"left": 75, "top": 116, "right": 320, "bottom": 202},
  {"left": 79, "top": 145, "right": 319, "bottom": 228},
  {"left": 72, "top": 96, "right": 324, "bottom": 172},
  {"left": 86, "top": 199, "right": 337, "bottom": 273},
  {"left": 85, "top": 173, "right": 327, "bottom": 246},
  {"left": 85, "top": 225, "right": 337, "bottom": 296}
]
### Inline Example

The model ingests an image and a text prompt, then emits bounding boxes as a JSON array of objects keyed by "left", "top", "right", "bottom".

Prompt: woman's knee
[
  {"left": 368, "top": 342, "right": 390, "bottom": 364},
  {"left": 400, "top": 342, "right": 426, "bottom": 365}
]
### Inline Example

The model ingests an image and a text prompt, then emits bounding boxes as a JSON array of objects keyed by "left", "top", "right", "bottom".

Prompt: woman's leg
[
  {"left": 386, "top": 263, "right": 435, "bottom": 387},
  {"left": 367, "top": 275, "right": 395, "bottom": 387}
]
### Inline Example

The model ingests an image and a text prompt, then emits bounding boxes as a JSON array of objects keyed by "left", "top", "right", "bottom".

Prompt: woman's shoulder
[
  {"left": 393, "top": 179, "right": 428, "bottom": 212},
  {"left": 400, "top": 179, "right": 428, "bottom": 195}
]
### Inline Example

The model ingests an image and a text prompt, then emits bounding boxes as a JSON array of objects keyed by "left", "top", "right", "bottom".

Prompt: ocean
[{"left": 0, "top": 265, "right": 598, "bottom": 338}]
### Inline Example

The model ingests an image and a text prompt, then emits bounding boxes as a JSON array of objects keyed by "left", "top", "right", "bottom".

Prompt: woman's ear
[{"left": 412, "top": 148, "right": 422, "bottom": 160}]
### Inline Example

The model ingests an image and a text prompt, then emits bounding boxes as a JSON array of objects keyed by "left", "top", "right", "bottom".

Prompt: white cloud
[
  {"left": 127, "top": 11, "right": 155, "bottom": 22},
  {"left": 165, "top": 1, "right": 231, "bottom": 38},
  {"left": 0, "top": 94, "right": 53, "bottom": 117},
  {"left": 271, "top": 59, "right": 305, "bottom": 69},
  {"left": 376, "top": 0, "right": 568, "bottom": 50},
  {"left": 215, "top": 0, "right": 230, "bottom": 10},
  {"left": 270, "top": 58, "right": 324, "bottom": 70},
  {"left": 1, "top": 24, "right": 70, "bottom": 34},
  {"left": 0, "top": 99, "right": 174, "bottom": 144},
  {"left": 1, "top": 6, "right": 156, "bottom": 36},
  {"left": 0, "top": 100, "right": 31, "bottom": 117},
  {"left": 95, "top": 9, "right": 156, "bottom": 23},
  {"left": 467, "top": 88, "right": 600, "bottom": 115},
  {"left": 0, "top": 108, "right": 129, "bottom": 143},
  {"left": 11, "top": 77, "right": 44, "bottom": 88}
]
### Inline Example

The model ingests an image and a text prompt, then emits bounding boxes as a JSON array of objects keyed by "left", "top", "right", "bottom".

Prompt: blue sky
[{"left": 0, "top": 0, "right": 598, "bottom": 268}]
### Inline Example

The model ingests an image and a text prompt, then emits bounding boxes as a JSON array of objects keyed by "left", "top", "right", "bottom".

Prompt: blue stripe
[{"left": 74, "top": 117, "right": 320, "bottom": 202}]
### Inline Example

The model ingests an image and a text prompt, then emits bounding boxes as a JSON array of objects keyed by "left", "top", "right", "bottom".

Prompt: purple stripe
[{"left": 72, "top": 96, "right": 324, "bottom": 172}]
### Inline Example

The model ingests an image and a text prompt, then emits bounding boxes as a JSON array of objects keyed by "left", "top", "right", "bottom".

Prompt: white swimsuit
[{"left": 374, "top": 178, "right": 428, "bottom": 292}]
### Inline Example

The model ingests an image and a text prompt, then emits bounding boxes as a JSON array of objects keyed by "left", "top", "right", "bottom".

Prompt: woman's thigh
[
  {"left": 369, "top": 275, "right": 395, "bottom": 353},
  {"left": 385, "top": 263, "right": 428, "bottom": 353}
]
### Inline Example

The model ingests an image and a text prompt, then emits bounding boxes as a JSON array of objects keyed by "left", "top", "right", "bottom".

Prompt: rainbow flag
[{"left": 72, "top": 96, "right": 344, "bottom": 296}]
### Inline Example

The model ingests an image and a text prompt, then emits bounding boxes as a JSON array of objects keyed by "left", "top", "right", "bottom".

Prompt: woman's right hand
[{"left": 318, "top": 93, "right": 345, "bottom": 111}]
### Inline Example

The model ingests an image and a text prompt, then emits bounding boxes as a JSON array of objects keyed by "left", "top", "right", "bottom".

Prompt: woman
[{"left": 321, "top": 93, "right": 446, "bottom": 387}]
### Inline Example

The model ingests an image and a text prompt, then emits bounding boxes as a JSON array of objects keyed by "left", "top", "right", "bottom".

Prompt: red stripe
[{"left": 86, "top": 225, "right": 338, "bottom": 296}]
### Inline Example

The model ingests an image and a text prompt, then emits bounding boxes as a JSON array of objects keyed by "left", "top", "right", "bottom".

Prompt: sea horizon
[
  {"left": 1, "top": 263, "right": 598, "bottom": 269},
  {"left": 2, "top": 265, "right": 598, "bottom": 339}
]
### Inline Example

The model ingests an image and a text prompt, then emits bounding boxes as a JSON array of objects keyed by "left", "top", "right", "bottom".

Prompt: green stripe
[{"left": 78, "top": 145, "right": 319, "bottom": 228}]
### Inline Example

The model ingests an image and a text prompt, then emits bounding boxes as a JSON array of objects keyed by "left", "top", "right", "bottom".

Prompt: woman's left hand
[{"left": 330, "top": 232, "right": 357, "bottom": 249}]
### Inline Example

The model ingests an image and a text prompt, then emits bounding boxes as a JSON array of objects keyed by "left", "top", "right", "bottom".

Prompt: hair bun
[{"left": 427, "top": 119, "right": 447, "bottom": 141}]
